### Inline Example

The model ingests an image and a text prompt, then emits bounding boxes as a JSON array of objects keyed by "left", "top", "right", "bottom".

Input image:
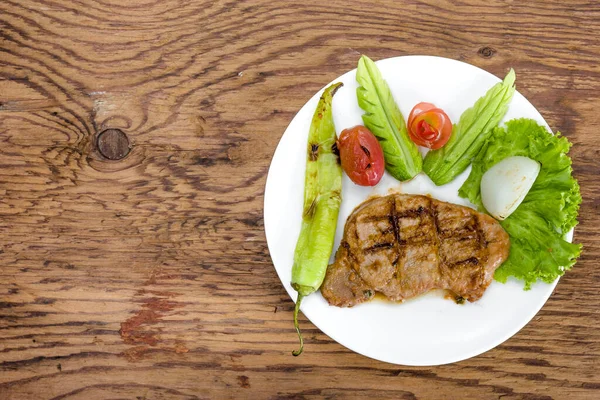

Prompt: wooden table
[{"left": 1, "top": 1, "right": 599, "bottom": 398}]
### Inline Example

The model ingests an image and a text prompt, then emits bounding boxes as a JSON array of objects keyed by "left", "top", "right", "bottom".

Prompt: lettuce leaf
[
  {"left": 459, "top": 118, "right": 582, "bottom": 289},
  {"left": 494, "top": 209, "right": 582, "bottom": 287},
  {"left": 356, "top": 55, "right": 422, "bottom": 181},
  {"left": 424, "top": 70, "right": 516, "bottom": 185}
]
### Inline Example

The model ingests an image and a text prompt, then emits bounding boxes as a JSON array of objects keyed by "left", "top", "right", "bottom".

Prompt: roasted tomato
[
  {"left": 407, "top": 102, "right": 452, "bottom": 149},
  {"left": 337, "top": 125, "right": 385, "bottom": 186}
]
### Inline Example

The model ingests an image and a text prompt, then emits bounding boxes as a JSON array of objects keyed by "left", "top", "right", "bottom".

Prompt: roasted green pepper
[{"left": 291, "top": 82, "right": 343, "bottom": 356}]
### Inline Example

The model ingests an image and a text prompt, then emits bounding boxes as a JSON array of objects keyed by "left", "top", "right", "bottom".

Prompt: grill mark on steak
[
  {"left": 390, "top": 198, "right": 402, "bottom": 250},
  {"left": 321, "top": 194, "right": 510, "bottom": 307},
  {"left": 473, "top": 215, "right": 489, "bottom": 289},
  {"left": 396, "top": 206, "right": 429, "bottom": 219},
  {"left": 390, "top": 196, "right": 403, "bottom": 288},
  {"left": 342, "top": 241, "right": 360, "bottom": 265},
  {"left": 430, "top": 198, "right": 443, "bottom": 279},
  {"left": 364, "top": 242, "right": 395, "bottom": 252},
  {"left": 473, "top": 213, "right": 489, "bottom": 252},
  {"left": 471, "top": 215, "right": 488, "bottom": 270},
  {"left": 447, "top": 256, "right": 479, "bottom": 268}
]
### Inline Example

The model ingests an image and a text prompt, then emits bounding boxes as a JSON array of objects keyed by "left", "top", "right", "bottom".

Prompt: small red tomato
[
  {"left": 338, "top": 125, "right": 385, "bottom": 186},
  {"left": 407, "top": 102, "right": 452, "bottom": 149}
]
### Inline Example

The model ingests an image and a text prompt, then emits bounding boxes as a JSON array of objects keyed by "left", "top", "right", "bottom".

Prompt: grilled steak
[{"left": 321, "top": 194, "right": 510, "bottom": 307}]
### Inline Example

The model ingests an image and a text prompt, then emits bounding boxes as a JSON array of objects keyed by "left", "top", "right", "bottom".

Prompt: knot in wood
[
  {"left": 478, "top": 46, "right": 496, "bottom": 59},
  {"left": 96, "top": 129, "right": 130, "bottom": 160}
]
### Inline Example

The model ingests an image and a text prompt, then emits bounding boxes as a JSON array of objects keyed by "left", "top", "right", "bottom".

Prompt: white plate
[{"left": 264, "top": 55, "right": 572, "bottom": 366}]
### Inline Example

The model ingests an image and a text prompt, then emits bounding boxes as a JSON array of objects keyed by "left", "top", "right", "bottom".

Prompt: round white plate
[{"left": 264, "top": 55, "right": 571, "bottom": 366}]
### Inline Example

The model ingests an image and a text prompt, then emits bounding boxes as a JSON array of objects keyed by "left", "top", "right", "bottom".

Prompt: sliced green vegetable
[
  {"left": 459, "top": 118, "right": 582, "bottom": 289},
  {"left": 424, "top": 69, "right": 516, "bottom": 185},
  {"left": 356, "top": 55, "right": 422, "bottom": 181},
  {"left": 291, "top": 82, "right": 343, "bottom": 356}
]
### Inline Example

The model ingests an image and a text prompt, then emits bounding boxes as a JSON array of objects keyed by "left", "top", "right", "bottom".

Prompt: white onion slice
[{"left": 481, "top": 156, "right": 540, "bottom": 220}]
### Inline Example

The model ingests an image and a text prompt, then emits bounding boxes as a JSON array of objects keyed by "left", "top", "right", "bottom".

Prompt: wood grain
[{"left": 1, "top": 0, "right": 599, "bottom": 399}]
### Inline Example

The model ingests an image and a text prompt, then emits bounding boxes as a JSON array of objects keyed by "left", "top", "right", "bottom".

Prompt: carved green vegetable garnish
[
  {"left": 424, "top": 69, "right": 516, "bottom": 185},
  {"left": 356, "top": 55, "right": 423, "bottom": 181}
]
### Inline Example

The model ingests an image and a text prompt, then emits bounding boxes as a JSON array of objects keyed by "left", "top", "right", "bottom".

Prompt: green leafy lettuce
[
  {"left": 356, "top": 55, "right": 422, "bottom": 181},
  {"left": 424, "top": 69, "right": 516, "bottom": 185},
  {"left": 459, "top": 118, "right": 582, "bottom": 288}
]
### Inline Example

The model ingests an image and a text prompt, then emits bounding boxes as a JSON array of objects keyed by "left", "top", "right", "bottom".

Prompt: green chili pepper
[{"left": 291, "top": 82, "right": 343, "bottom": 356}]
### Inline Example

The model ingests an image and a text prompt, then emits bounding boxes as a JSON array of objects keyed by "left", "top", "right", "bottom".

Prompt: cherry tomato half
[
  {"left": 407, "top": 102, "right": 452, "bottom": 149},
  {"left": 337, "top": 125, "right": 385, "bottom": 186}
]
